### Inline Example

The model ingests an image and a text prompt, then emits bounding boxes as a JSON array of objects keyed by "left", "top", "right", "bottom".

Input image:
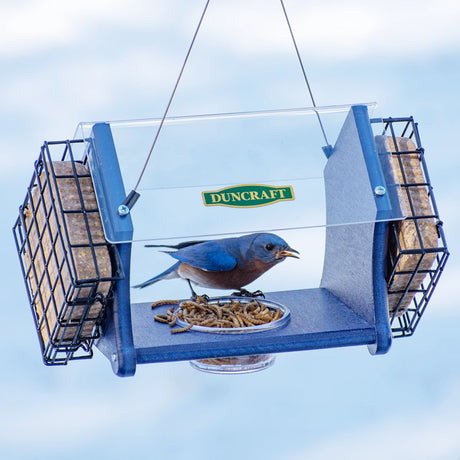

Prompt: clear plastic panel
[{"left": 76, "top": 103, "right": 406, "bottom": 246}]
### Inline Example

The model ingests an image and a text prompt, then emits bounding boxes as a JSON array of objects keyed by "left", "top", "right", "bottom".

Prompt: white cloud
[
  {"left": 0, "top": 361, "right": 187, "bottom": 453},
  {"left": 186, "top": 0, "right": 460, "bottom": 60},
  {"left": 3, "top": 1, "right": 460, "bottom": 61},
  {"left": 288, "top": 382, "right": 460, "bottom": 460},
  {"left": 2, "top": 1, "right": 103, "bottom": 58},
  {"left": 293, "top": 0, "right": 460, "bottom": 59},
  {"left": 0, "top": 0, "right": 176, "bottom": 58}
]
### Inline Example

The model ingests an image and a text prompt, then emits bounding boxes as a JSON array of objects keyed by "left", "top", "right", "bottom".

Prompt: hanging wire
[
  {"left": 279, "top": 0, "right": 330, "bottom": 147},
  {"left": 121, "top": 0, "right": 330, "bottom": 212},
  {"left": 121, "top": 0, "right": 211, "bottom": 211}
]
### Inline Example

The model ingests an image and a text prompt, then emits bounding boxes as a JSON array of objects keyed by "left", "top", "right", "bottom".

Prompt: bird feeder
[{"left": 13, "top": 103, "right": 449, "bottom": 376}]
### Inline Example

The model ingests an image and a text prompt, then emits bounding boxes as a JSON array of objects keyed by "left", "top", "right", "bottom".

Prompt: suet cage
[{"left": 13, "top": 140, "right": 123, "bottom": 365}]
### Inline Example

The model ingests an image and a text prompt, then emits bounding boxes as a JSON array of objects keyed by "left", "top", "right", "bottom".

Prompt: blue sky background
[{"left": 1, "top": 1, "right": 459, "bottom": 458}]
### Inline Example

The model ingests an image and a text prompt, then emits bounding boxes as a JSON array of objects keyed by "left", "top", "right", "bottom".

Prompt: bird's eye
[{"left": 265, "top": 243, "right": 275, "bottom": 251}]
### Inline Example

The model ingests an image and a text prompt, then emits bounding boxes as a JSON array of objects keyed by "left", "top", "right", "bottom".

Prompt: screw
[
  {"left": 374, "top": 186, "right": 386, "bottom": 196},
  {"left": 111, "top": 353, "right": 117, "bottom": 363},
  {"left": 118, "top": 204, "right": 130, "bottom": 216}
]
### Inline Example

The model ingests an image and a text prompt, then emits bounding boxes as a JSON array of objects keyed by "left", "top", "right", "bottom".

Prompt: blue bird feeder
[{"left": 13, "top": 104, "right": 449, "bottom": 376}]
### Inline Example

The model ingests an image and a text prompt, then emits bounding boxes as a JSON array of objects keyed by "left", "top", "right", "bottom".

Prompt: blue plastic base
[{"left": 96, "top": 288, "right": 376, "bottom": 366}]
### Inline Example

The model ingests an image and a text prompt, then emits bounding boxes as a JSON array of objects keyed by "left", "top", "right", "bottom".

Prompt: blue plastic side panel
[
  {"left": 355, "top": 107, "right": 392, "bottom": 354},
  {"left": 86, "top": 123, "right": 134, "bottom": 243},
  {"left": 321, "top": 105, "right": 392, "bottom": 353},
  {"left": 353, "top": 107, "right": 394, "bottom": 221},
  {"left": 321, "top": 107, "right": 377, "bottom": 326},
  {"left": 87, "top": 123, "right": 137, "bottom": 376},
  {"left": 96, "top": 243, "right": 137, "bottom": 376},
  {"left": 109, "top": 243, "right": 137, "bottom": 375},
  {"left": 368, "top": 221, "right": 391, "bottom": 355}
]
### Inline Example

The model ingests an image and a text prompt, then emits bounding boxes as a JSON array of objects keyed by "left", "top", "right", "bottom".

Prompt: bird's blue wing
[{"left": 169, "top": 241, "right": 237, "bottom": 272}]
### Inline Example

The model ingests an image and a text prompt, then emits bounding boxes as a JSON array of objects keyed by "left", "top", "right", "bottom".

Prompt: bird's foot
[
  {"left": 231, "top": 289, "right": 265, "bottom": 298},
  {"left": 187, "top": 279, "right": 210, "bottom": 302},
  {"left": 191, "top": 292, "right": 210, "bottom": 303}
]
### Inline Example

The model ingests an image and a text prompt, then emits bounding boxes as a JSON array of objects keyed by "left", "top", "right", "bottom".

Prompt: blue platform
[{"left": 97, "top": 288, "right": 376, "bottom": 366}]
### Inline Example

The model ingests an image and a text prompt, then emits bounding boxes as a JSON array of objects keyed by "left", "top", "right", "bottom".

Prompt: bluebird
[{"left": 133, "top": 232, "right": 299, "bottom": 297}]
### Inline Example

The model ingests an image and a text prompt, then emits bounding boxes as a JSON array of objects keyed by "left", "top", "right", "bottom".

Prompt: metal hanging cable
[
  {"left": 120, "top": 0, "right": 211, "bottom": 212},
  {"left": 121, "top": 0, "right": 330, "bottom": 213},
  {"left": 279, "top": 0, "right": 330, "bottom": 147}
]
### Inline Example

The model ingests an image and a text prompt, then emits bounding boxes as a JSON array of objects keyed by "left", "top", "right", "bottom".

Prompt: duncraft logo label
[{"left": 202, "top": 184, "right": 295, "bottom": 208}]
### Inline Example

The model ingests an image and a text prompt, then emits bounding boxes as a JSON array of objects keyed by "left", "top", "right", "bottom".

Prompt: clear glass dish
[
  {"left": 174, "top": 296, "right": 290, "bottom": 374},
  {"left": 174, "top": 296, "right": 290, "bottom": 333},
  {"left": 190, "top": 354, "right": 275, "bottom": 374}
]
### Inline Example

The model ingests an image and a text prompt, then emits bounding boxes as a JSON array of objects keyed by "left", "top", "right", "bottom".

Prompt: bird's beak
[{"left": 276, "top": 247, "right": 300, "bottom": 259}]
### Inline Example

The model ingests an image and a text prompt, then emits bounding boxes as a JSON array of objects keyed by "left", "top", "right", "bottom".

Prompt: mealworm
[
  {"left": 168, "top": 315, "right": 177, "bottom": 327},
  {"left": 180, "top": 300, "right": 202, "bottom": 309},
  {"left": 242, "top": 312, "right": 266, "bottom": 325},
  {"left": 171, "top": 323, "right": 194, "bottom": 334},
  {"left": 209, "top": 304, "right": 223, "bottom": 319},
  {"left": 151, "top": 299, "right": 179, "bottom": 309},
  {"left": 235, "top": 312, "right": 254, "bottom": 327},
  {"left": 200, "top": 318, "right": 218, "bottom": 327},
  {"left": 216, "top": 319, "right": 234, "bottom": 328},
  {"left": 198, "top": 358, "right": 228, "bottom": 365},
  {"left": 153, "top": 314, "right": 170, "bottom": 324},
  {"left": 231, "top": 314, "right": 243, "bottom": 327}
]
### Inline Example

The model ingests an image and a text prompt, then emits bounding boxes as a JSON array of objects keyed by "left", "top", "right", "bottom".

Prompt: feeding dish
[{"left": 173, "top": 296, "right": 291, "bottom": 334}]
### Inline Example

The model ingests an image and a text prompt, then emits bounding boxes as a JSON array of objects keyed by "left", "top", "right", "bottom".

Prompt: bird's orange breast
[{"left": 178, "top": 260, "right": 274, "bottom": 290}]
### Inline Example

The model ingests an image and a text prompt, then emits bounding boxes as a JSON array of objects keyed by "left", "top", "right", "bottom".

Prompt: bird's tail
[{"left": 132, "top": 262, "right": 180, "bottom": 289}]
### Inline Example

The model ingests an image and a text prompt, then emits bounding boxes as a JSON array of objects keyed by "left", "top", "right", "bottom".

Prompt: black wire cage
[
  {"left": 374, "top": 117, "right": 449, "bottom": 337},
  {"left": 13, "top": 140, "right": 123, "bottom": 365}
]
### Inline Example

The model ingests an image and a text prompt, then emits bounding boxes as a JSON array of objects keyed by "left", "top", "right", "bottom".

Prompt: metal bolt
[
  {"left": 118, "top": 204, "right": 130, "bottom": 216},
  {"left": 111, "top": 353, "right": 117, "bottom": 363},
  {"left": 374, "top": 186, "right": 386, "bottom": 196}
]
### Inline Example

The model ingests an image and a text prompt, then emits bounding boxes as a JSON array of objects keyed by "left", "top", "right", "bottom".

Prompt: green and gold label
[{"left": 202, "top": 184, "right": 295, "bottom": 208}]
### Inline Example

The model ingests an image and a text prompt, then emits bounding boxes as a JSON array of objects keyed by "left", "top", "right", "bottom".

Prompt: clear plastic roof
[{"left": 76, "top": 103, "right": 404, "bottom": 246}]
